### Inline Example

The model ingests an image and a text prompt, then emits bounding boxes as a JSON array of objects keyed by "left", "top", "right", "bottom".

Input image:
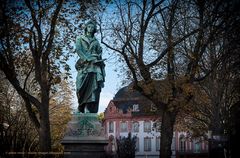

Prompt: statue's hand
[
  {"left": 86, "top": 56, "right": 97, "bottom": 62},
  {"left": 92, "top": 54, "right": 100, "bottom": 58},
  {"left": 93, "top": 59, "right": 106, "bottom": 66},
  {"left": 75, "top": 59, "right": 87, "bottom": 70}
]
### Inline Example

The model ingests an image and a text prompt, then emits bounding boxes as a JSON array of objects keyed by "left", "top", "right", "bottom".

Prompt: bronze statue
[{"left": 75, "top": 20, "right": 105, "bottom": 113}]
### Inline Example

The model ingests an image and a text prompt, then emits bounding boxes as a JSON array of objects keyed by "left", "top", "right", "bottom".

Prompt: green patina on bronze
[
  {"left": 75, "top": 20, "right": 105, "bottom": 113},
  {"left": 66, "top": 112, "right": 103, "bottom": 137}
]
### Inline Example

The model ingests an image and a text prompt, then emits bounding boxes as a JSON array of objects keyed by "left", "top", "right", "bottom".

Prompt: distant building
[{"left": 103, "top": 85, "right": 208, "bottom": 158}]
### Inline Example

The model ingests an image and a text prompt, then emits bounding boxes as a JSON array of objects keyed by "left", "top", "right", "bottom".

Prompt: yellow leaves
[
  {"left": 97, "top": 112, "right": 104, "bottom": 121},
  {"left": 50, "top": 104, "right": 72, "bottom": 151},
  {"left": 49, "top": 80, "right": 73, "bottom": 151}
]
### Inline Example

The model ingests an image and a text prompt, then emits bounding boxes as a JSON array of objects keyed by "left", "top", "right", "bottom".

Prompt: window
[
  {"left": 109, "top": 121, "right": 114, "bottom": 133},
  {"left": 132, "top": 122, "right": 139, "bottom": 133},
  {"left": 156, "top": 137, "right": 160, "bottom": 151},
  {"left": 194, "top": 142, "right": 201, "bottom": 153},
  {"left": 120, "top": 121, "right": 127, "bottom": 132},
  {"left": 153, "top": 121, "right": 161, "bottom": 132},
  {"left": 144, "top": 137, "right": 151, "bottom": 151},
  {"left": 144, "top": 121, "right": 151, "bottom": 132},
  {"left": 179, "top": 134, "right": 186, "bottom": 151},
  {"left": 132, "top": 104, "right": 139, "bottom": 112},
  {"left": 135, "top": 137, "right": 139, "bottom": 152},
  {"left": 150, "top": 104, "right": 157, "bottom": 112}
]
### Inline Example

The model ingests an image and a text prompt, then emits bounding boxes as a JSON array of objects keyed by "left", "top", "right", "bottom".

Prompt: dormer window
[
  {"left": 132, "top": 104, "right": 139, "bottom": 112},
  {"left": 150, "top": 104, "right": 157, "bottom": 112}
]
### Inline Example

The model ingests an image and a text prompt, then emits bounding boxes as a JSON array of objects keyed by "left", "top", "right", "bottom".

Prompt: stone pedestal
[{"left": 61, "top": 113, "right": 108, "bottom": 158}]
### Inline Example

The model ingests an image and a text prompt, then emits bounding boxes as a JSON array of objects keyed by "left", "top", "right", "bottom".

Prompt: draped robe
[{"left": 75, "top": 35, "right": 105, "bottom": 113}]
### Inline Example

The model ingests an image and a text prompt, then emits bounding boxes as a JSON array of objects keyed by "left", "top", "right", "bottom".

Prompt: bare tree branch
[{"left": 147, "top": 28, "right": 199, "bottom": 67}]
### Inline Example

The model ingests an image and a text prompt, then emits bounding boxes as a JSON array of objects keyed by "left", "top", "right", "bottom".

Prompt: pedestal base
[
  {"left": 61, "top": 113, "right": 108, "bottom": 158},
  {"left": 62, "top": 137, "right": 107, "bottom": 158}
]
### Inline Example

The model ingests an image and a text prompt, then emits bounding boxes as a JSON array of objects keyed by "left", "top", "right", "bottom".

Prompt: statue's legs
[
  {"left": 78, "top": 102, "right": 98, "bottom": 113},
  {"left": 77, "top": 73, "right": 102, "bottom": 113},
  {"left": 86, "top": 87, "right": 101, "bottom": 113},
  {"left": 86, "top": 103, "right": 98, "bottom": 113},
  {"left": 78, "top": 103, "right": 85, "bottom": 113}
]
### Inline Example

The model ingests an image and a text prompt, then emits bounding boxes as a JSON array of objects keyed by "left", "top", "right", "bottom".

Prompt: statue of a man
[{"left": 75, "top": 20, "right": 105, "bottom": 113}]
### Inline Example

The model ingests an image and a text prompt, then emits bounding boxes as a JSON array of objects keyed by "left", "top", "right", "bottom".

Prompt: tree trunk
[
  {"left": 39, "top": 104, "right": 51, "bottom": 152},
  {"left": 38, "top": 60, "right": 51, "bottom": 153},
  {"left": 211, "top": 103, "right": 222, "bottom": 135},
  {"left": 160, "top": 110, "right": 177, "bottom": 158}
]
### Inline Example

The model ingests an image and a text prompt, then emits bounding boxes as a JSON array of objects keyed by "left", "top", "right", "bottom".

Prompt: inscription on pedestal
[
  {"left": 61, "top": 112, "right": 108, "bottom": 158},
  {"left": 64, "top": 112, "right": 104, "bottom": 137}
]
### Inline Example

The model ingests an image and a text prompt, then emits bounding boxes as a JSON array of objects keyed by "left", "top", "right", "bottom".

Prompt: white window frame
[
  {"left": 132, "top": 122, "right": 139, "bottom": 133},
  {"left": 153, "top": 121, "right": 161, "bottom": 132},
  {"left": 109, "top": 121, "right": 114, "bottom": 133},
  {"left": 144, "top": 121, "right": 151, "bottom": 132},
  {"left": 194, "top": 141, "right": 201, "bottom": 153},
  {"left": 144, "top": 137, "right": 152, "bottom": 151},
  {"left": 150, "top": 104, "right": 157, "bottom": 111},
  {"left": 132, "top": 104, "right": 140, "bottom": 112},
  {"left": 135, "top": 137, "right": 139, "bottom": 152},
  {"left": 156, "top": 136, "right": 160, "bottom": 151},
  {"left": 120, "top": 121, "right": 128, "bottom": 132},
  {"left": 179, "top": 134, "right": 186, "bottom": 151}
]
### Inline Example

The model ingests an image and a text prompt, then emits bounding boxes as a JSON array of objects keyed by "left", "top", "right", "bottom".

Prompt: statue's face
[{"left": 86, "top": 24, "right": 95, "bottom": 34}]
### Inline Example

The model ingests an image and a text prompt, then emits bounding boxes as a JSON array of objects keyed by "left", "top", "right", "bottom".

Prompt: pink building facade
[{"left": 103, "top": 86, "right": 208, "bottom": 158}]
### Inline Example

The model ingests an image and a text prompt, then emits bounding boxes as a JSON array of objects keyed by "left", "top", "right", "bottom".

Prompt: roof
[
  {"left": 111, "top": 99, "right": 157, "bottom": 116},
  {"left": 108, "top": 84, "right": 158, "bottom": 116},
  {"left": 113, "top": 85, "right": 143, "bottom": 100}
]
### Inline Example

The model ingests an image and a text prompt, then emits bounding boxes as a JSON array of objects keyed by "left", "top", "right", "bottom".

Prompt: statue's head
[{"left": 84, "top": 20, "right": 97, "bottom": 35}]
